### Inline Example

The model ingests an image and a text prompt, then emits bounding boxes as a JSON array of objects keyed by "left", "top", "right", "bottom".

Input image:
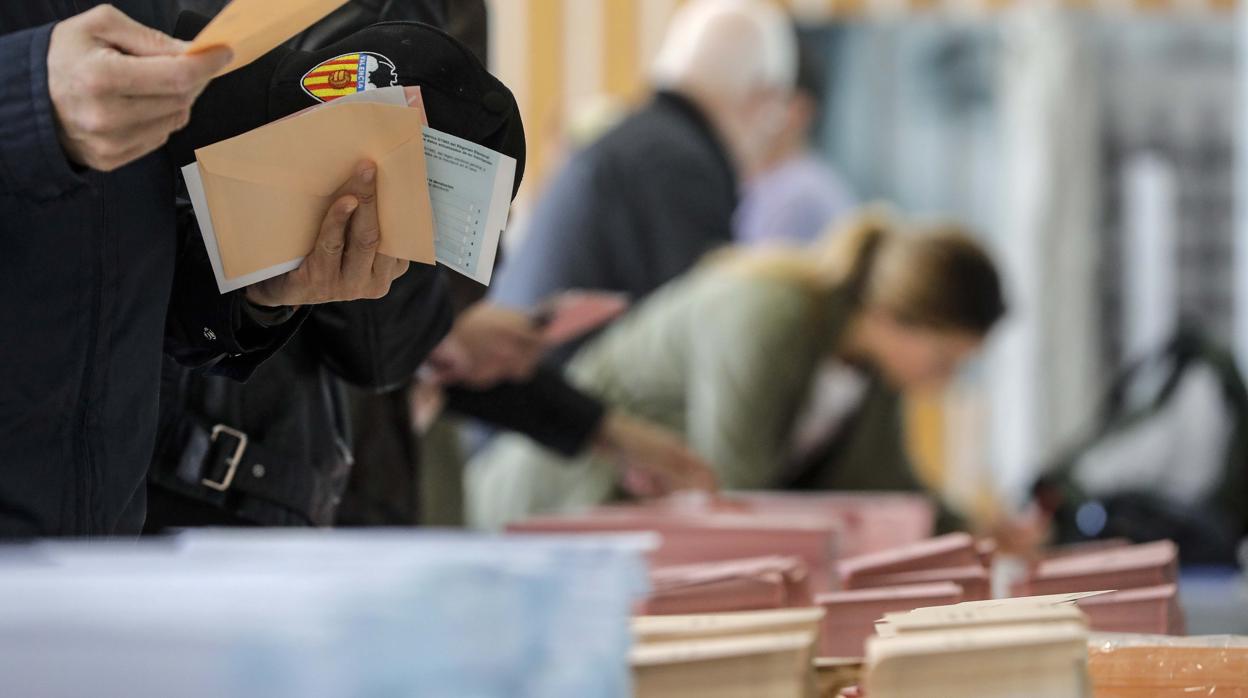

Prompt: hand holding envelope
[
  {"left": 244, "top": 161, "right": 411, "bottom": 308},
  {"left": 46, "top": 5, "right": 231, "bottom": 172},
  {"left": 188, "top": 100, "right": 435, "bottom": 292}
]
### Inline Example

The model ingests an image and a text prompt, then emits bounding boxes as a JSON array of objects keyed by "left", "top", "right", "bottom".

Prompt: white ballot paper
[{"left": 183, "top": 86, "right": 516, "bottom": 293}]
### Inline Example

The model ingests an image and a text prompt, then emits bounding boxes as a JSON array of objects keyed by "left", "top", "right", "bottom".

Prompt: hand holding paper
[
  {"left": 47, "top": 5, "right": 231, "bottom": 172},
  {"left": 183, "top": 86, "right": 517, "bottom": 293},
  {"left": 244, "top": 161, "right": 410, "bottom": 308},
  {"left": 533, "top": 291, "right": 631, "bottom": 347}
]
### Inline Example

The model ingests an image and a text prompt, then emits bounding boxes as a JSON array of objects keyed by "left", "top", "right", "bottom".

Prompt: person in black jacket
[
  {"left": 145, "top": 1, "right": 472, "bottom": 528},
  {"left": 147, "top": 0, "right": 715, "bottom": 530},
  {"left": 0, "top": 2, "right": 413, "bottom": 538}
]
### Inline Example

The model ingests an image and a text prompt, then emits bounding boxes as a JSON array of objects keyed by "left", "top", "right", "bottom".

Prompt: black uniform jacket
[{"left": 0, "top": 1, "right": 306, "bottom": 536}]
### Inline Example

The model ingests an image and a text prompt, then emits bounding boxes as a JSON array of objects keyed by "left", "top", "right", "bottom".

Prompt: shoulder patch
[{"left": 301, "top": 52, "right": 399, "bottom": 103}]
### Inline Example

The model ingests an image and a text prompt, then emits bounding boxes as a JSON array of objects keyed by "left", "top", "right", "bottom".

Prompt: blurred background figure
[
  {"left": 467, "top": 212, "right": 1007, "bottom": 530},
  {"left": 733, "top": 45, "right": 857, "bottom": 246},
  {"left": 489, "top": 0, "right": 799, "bottom": 333}
]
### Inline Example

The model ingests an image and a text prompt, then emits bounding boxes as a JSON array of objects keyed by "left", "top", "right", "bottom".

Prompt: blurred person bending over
[
  {"left": 733, "top": 45, "right": 857, "bottom": 245},
  {"left": 0, "top": 3, "right": 406, "bottom": 537},
  {"left": 491, "top": 0, "right": 799, "bottom": 325},
  {"left": 467, "top": 212, "right": 1008, "bottom": 530}
]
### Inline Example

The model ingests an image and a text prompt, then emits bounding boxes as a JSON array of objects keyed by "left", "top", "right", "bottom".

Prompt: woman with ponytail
[{"left": 467, "top": 210, "right": 1008, "bottom": 530}]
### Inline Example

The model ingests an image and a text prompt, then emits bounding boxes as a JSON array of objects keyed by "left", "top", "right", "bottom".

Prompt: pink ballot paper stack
[
  {"left": 815, "top": 583, "right": 964, "bottom": 658},
  {"left": 837, "top": 533, "right": 990, "bottom": 601},
  {"left": 707, "top": 492, "right": 936, "bottom": 558},
  {"left": 1016, "top": 539, "right": 1179, "bottom": 595},
  {"left": 639, "top": 556, "right": 812, "bottom": 616},
  {"left": 510, "top": 509, "right": 841, "bottom": 592},
  {"left": 590, "top": 491, "right": 935, "bottom": 557},
  {"left": 1013, "top": 540, "right": 1184, "bottom": 635}
]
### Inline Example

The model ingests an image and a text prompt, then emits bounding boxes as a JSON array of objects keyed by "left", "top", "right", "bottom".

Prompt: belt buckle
[{"left": 202, "top": 424, "right": 248, "bottom": 492}]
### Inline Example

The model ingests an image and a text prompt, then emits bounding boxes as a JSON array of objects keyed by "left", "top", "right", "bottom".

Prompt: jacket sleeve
[
  {"left": 0, "top": 23, "right": 84, "bottom": 201},
  {"left": 444, "top": 366, "right": 608, "bottom": 457},
  {"left": 164, "top": 198, "right": 311, "bottom": 381},
  {"left": 306, "top": 264, "right": 454, "bottom": 392}
]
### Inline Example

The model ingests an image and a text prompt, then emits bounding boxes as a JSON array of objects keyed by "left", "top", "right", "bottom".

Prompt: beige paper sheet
[{"left": 188, "top": 0, "right": 349, "bottom": 76}]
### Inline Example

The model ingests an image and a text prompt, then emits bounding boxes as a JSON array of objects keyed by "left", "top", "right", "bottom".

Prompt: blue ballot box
[{"left": 0, "top": 530, "right": 653, "bottom": 698}]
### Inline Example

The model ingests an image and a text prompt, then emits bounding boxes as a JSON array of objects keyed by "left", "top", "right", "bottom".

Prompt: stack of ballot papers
[
  {"left": 1014, "top": 540, "right": 1184, "bottom": 634},
  {"left": 511, "top": 508, "right": 841, "bottom": 591},
  {"left": 861, "top": 594, "right": 1098, "bottom": 698},
  {"left": 703, "top": 492, "right": 935, "bottom": 559},
  {"left": 640, "top": 556, "right": 813, "bottom": 616},
  {"left": 0, "top": 530, "right": 649, "bottom": 698},
  {"left": 815, "top": 583, "right": 964, "bottom": 658},
  {"left": 631, "top": 608, "right": 825, "bottom": 698},
  {"left": 1087, "top": 633, "right": 1248, "bottom": 697},
  {"left": 183, "top": 84, "right": 517, "bottom": 292},
  {"left": 602, "top": 492, "right": 935, "bottom": 559},
  {"left": 837, "top": 533, "right": 991, "bottom": 601},
  {"left": 1074, "top": 585, "right": 1184, "bottom": 635},
  {"left": 1016, "top": 540, "right": 1178, "bottom": 595}
]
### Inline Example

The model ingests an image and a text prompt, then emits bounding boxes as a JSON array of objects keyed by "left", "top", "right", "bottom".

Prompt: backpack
[{"left": 1036, "top": 328, "right": 1248, "bottom": 564}]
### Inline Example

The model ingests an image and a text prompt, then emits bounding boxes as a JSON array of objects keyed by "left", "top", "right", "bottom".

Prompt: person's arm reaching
[
  {"left": 0, "top": 5, "right": 228, "bottom": 200},
  {"left": 445, "top": 367, "right": 716, "bottom": 494},
  {"left": 445, "top": 365, "right": 607, "bottom": 456}
]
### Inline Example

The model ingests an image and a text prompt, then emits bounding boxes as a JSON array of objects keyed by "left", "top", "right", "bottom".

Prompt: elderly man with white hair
[{"left": 491, "top": 0, "right": 799, "bottom": 339}]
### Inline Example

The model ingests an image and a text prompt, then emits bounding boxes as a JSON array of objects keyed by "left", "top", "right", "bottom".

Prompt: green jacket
[{"left": 466, "top": 267, "right": 925, "bottom": 529}]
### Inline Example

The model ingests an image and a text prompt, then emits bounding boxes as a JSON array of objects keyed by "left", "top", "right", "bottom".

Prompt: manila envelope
[
  {"left": 195, "top": 101, "right": 435, "bottom": 283},
  {"left": 188, "top": 0, "right": 349, "bottom": 76}
]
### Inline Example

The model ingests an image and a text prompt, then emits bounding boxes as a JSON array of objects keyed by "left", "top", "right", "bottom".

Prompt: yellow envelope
[
  {"left": 194, "top": 101, "right": 435, "bottom": 282},
  {"left": 188, "top": 0, "right": 349, "bottom": 76}
]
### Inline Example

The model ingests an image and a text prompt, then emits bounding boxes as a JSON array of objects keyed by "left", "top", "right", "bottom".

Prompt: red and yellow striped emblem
[{"left": 300, "top": 52, "right": 398, "bottom": 103}]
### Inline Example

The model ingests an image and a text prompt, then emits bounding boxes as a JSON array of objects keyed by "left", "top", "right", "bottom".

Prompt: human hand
[
  {"left": 596, "top": 412, "right": 719, "bottom": 498},
  {"left": 48, "top": 5, "right": 232, "bottom": 172},
  {"left": 986, "top": 502, "right": 1052, "bottom": 560},
  {"left": 245, "top": 161, "right": 411, "bottom": 308},
  {"left": 442, "top": 303, "right": 544, "bottom": 389}
]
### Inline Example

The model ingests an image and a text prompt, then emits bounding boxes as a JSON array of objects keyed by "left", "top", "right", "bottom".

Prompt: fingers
[
  {"left": 71, "top": 109, "right": 188, "bottom": 171},
  {"left": 384, "top": 259, "right": 411, "bottom": 282},
  {"left": 84, "top": 5, "right": 185, "bottom": 57},
  {"left": 244, "top": 160, "right": 417, "bottom": 307},
  {"left": 301, "top": 196, "right": 358, "bottom": 302},
  {"left": 340, "top": 164, "right": 383, "bottom": 295},
  {"left": 107, "top": 94, "right": 195, "bottom": 128},
  {"left": 104, "top": 49, "right": 231, "bottom": 98},
  {"left": 84, "top": 5, "right": 230, "bottom": 96},
  {"left": 644, "top": 442, "right": 719, "bottom": 495}
]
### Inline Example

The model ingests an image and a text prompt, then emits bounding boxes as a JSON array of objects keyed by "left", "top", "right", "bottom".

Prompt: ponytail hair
[{"left": 716, "top": 207, "right": 1007, "bottom": 336}]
